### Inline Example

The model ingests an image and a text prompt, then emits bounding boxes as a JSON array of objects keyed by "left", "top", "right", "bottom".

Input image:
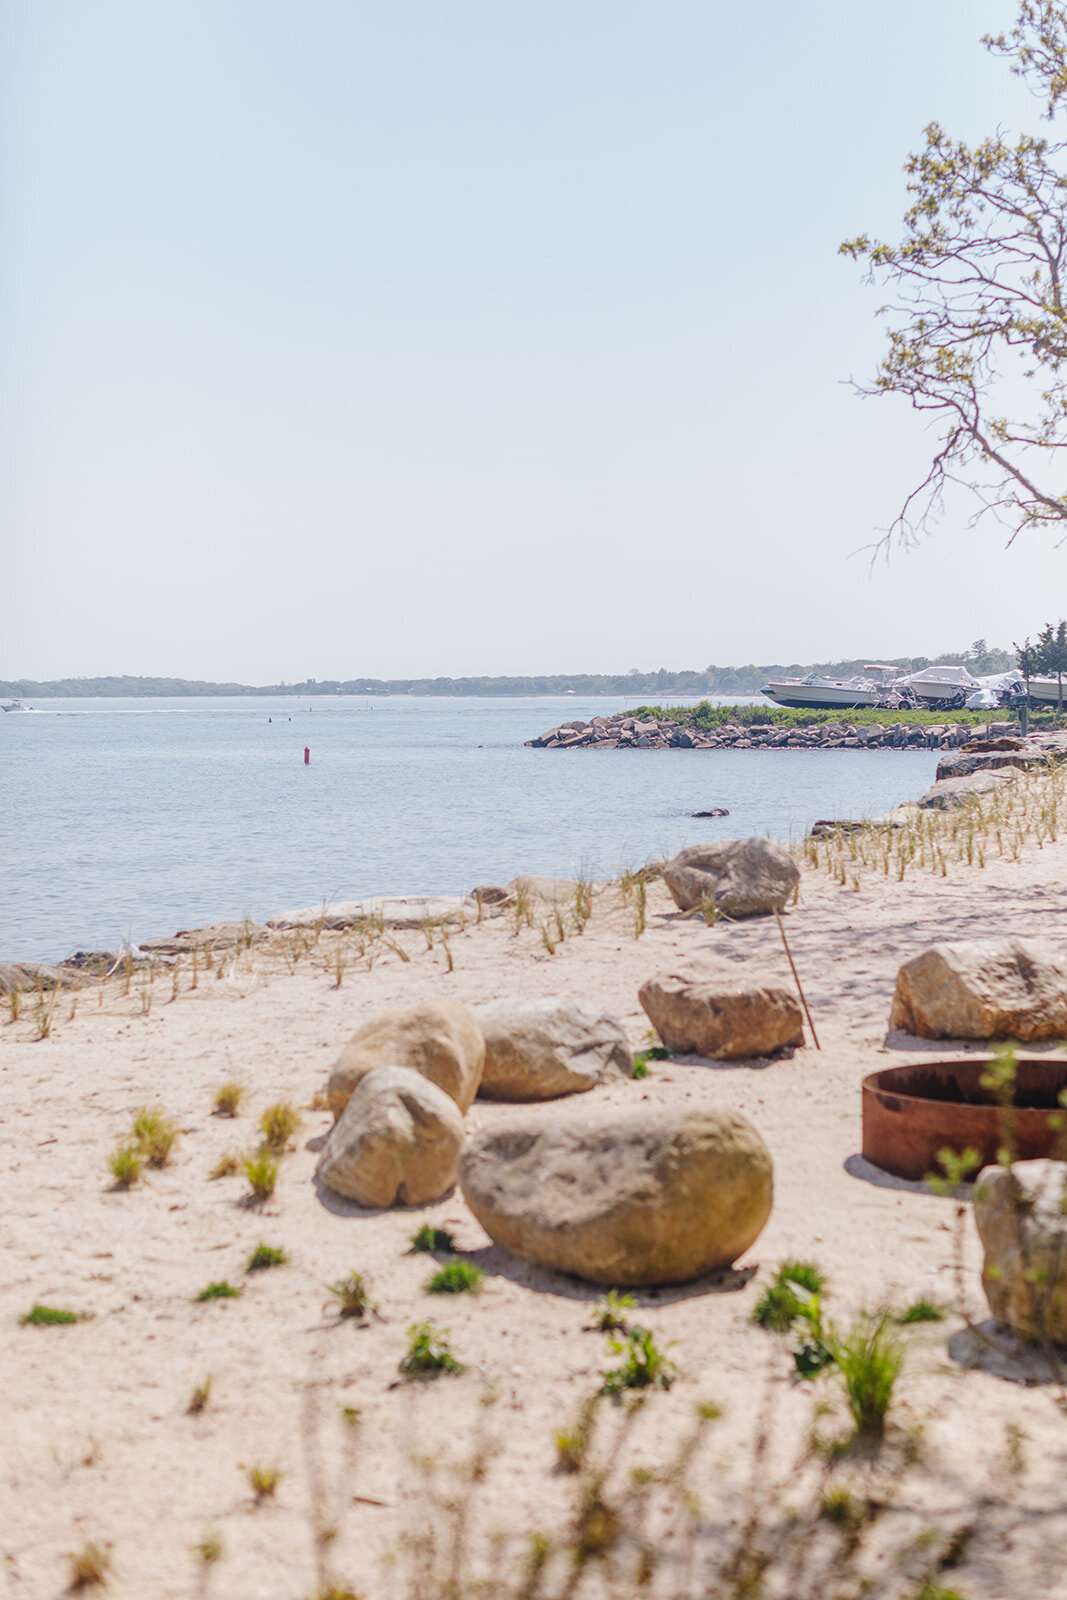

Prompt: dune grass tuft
[
  {"left": 399, "top": 1322, "right": 464, "bottom": 1379},
  {"left": 247, "top": 1242, "right": 289, "bottom": 1272},
  {"left": 21, "top": 1304, "right": 86, "bottom": 1326},
  {"left": 242, "top": 1149, "right": 279, "bottom": 1201},
  {"left": 108, "top": 1142, "right": 142, "bottom": 1189},
  {"left": 408, "top": 1224, "right": 457, "bottom": 1255},
  {"left": 213, "top": 1081, "right": 244, "bottom": 1117},
  {"left": 326, "top": 1271, "right": 378, "bottom": 1320},
  {"left": 195, "top": 1280, "right": 241, "bottom": 1303},
  {"left": 425, "top": 1259, "right": 484, "bottom": 1295},
  {"left": 259, "top": 1100, "right": 301, "bottom": 1152},
  {"left": 68, "top": 1542, "right": 111, "bottom": 1590}
]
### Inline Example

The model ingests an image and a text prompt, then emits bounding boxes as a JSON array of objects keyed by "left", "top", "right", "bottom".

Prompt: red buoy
[{"left": 304, "top": 746, "right": 310, "bottom": 764}]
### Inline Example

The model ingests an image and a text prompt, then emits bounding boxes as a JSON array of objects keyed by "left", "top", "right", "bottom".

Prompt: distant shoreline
[{"left": 0, "top": 649, "right": 1018, "bottom": 701}]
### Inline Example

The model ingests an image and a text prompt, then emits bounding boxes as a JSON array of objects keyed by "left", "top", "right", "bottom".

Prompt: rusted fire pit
[{"left": 861, "top": 1057, "right": 1067, "bottom": 1183}]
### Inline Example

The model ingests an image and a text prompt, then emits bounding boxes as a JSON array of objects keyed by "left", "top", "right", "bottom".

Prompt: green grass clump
[
  {"left": 628, "top": 700, "right": 986, "bottom": 731},
  {"left": 246, "top": 1462, "right": 283, "bottom": 1501},
  {"left": 897, "top": 1298, "right": 946, "bottom": 1325},
  {"left": 326, "top": 1271, "right": 378, "bottom": 1320},
  {"left": 20, "top": 1304, "right": 85, "bottom": 1326},
  {"left": 108, "top": 1141, "right": 142, "bottom": 1188},
  {"left": 187, "top": 1376, "right": 213, "bottom": 1413},
  {"left": 213, "top": 1081, "right": 244, "bottom": 1116},
  {"left": 68, "top": 1542, "right": 112, "bottom": 1589},
  {"left": 588, "top": 1290, "right": 636, "bottom": 1332},
  {"left": 399, "top": 1322, "right": 464, "bottom": 1379},
  {"left": 242, "top": 1149, "right": 279, "bottom": 1201},
  {"left": 195, "top": 1280, "right": 242, "bottom": 1302},
  {"left": 831, "top": 1313, "right": 904, "bottom": 1439},
  {"left": 132, "top": 1104, "right": 179, "bottom": 1166},
  {"left": 409, "top": 1224, "right": 457, "bottom": 1254},
  {"left": 259, "top": 1100, "right": 301, "bottom": 1152},
  {"left": 753, "top": 1260, "right": 826, "bottom": 1331},
  {"left": 425, "top": 1259, "right": 484, "bottom": 1295},
  {"left": 599, "top": 1326, "right": 676, "bottom": 1397},
  {"left": 247, "top": 1243, "right": 289, "bottom": 1272},
  {"left": 632, "top": 1046, "right": 670, "bottom": 1078}
]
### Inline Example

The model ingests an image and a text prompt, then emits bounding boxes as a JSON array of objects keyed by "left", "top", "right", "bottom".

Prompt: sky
[{"left": 2, "top": 0, "right": 1064, "bottom": 682}]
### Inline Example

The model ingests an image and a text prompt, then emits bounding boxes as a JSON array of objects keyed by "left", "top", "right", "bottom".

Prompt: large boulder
[
  {"left": 663, "top": 838, "right": 799, "bottom": 918},
  {"left": 325, "top": 1001, "right": 485, "bottom": 1118},
  {"left": 973, "top": 1160, "right": 1067, "bottom": 1345},
  {"left": 471, "top": 998, "right": 632, "bottom": 1100},
  {"left": 459, "top": 1106, "right": 773, "bottom": 1286},
  {"left": 639, "top": 970, "right": 804, "bottom": 1058},
  {"left": 316, "top": 1066, "right": 464, "bottom": 1208},
  {"left": 889, "top": 939, "right": 1067, "bottom": 1041}
]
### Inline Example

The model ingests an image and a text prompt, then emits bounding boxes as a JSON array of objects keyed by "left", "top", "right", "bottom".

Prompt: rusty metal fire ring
[{"left": 861, "top": 1057, "right": 1067, "bottom": 1183}]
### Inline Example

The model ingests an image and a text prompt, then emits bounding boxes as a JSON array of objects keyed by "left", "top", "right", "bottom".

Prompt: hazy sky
[{"left": 2, "top": 1, "right": 1063, "bottom": 681}]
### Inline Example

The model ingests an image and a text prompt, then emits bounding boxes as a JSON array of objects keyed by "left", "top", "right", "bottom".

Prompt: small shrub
[
  {"left": 242, "top": 1149, "right": 279, "bottom": 1201},
  {"left": 246, "top": 1462, "right": 282, "bottom": 1501},
  {"left": 213, "top": 1081, "right": 244, "bottom": 1117},
  {"left": 599, "top": 1326, "right": 676, "bottom": 1397},
  {"left": 831, "top": 1312, "right": 904, "bottom": 1439},
  {"left": 259, "top": 1100, "right": 301, "bottom": 1152},
  {"left": 326, "top": 1271, "right": 378, "bottom": 1320},
  {"left": 425, "top": 1260, "right": 484, "bottom": 1295},
  {"left": 409, "top": 1224, "right": 457, "bottom": 1254},
  {"left": 247, "top": 1243, "right": 288, "bottom": 1272},
  {"left": 399, "top": 1322, "right": 464, "bottom": 1379},
  {"left": 753, "top": 1260, "right": 827, "bottom": 1331},
  {"left": 631, "top": 1046, "right": 669, "bottom": 1079},
  {"left": 195, "top": 1281, "right": 241, "bottom": 1302},
  {"left": 209, "top": 1151, "right": 240, "bottom": 1179},
  {"left": 108, "top": 1142, "right": 142, "bottom": 1189},
  {"left": 21, "top": 1304, "right": 85, "bottom": 1326},
  {"left": 68, "top": 1542, "right": 111, "bottom": 1589},
  {"left": 588, "top": 1290, "right": 636, "bottom": 1332},
  {"left": 897, "top": 1298, "right": 945, "bottom": 1325},
  {"left": 187, "top": 1376, "right": 213, "bottom": 1413}
]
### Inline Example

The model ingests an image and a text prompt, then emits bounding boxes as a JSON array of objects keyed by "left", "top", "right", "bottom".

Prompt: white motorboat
[
  {"left": 1, "top": 699, "right": 33, "bottom": 713},
  {"left": 1026, "top": 675, "right": 1066, "bottom": 707},
  {"left": 889, "top": 665, "right": 979, "bottom": 706},
  {"left": 761, "top": 664, "right": 898, "bottom": 711}
]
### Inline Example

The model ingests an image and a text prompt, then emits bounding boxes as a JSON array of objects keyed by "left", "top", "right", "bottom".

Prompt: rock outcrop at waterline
[{"left": 526, "top": 715, "right": 998, "bottom": 751}]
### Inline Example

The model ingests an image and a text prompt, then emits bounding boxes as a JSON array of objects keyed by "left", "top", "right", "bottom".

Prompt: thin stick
[{"left": 774, "top": 910, "right": 820, "bottom": 1050}]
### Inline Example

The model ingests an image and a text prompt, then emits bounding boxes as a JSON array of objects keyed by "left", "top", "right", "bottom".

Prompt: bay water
[{"left": 0, "top": 696, "right": 940, "bottom": 962}]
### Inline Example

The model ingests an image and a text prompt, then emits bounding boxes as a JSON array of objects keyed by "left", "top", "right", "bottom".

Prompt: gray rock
[
  {"left": 316, "top": 1066, "right": 464, "bottom": 1208},
  {"left": 663, "top": 838, "right": 799, "bottom": 917},
  {"left": 472, "top": 998, "right": 632, "bottom": 1100},
  {"left": 639, "top": 969, "right": 804, "bottom": 1058},
  {"left": 459, "top": 1105, "right": 773, "bottom": 1286},
  {"left": 889, "top": 938, "right": 1067, "bottom": 1041},
  {"left": 326, "top": 1001, "right": 485, "bottom": 1117},
  {"left": 973, "top": 1160, "right": 1067, "bottom": 1345}
]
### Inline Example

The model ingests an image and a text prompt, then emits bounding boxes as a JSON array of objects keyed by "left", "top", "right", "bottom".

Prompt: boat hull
[{"left": 762, "top": 685, "right": 880, "bottom": 710}]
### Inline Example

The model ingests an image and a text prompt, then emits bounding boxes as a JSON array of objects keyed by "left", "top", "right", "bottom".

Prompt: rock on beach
[
  {"left": 326, "top": 1001, "right": 485, "bottom": 1117},
  {"left": 889, "top": 938, "right": 1067, "bottom": 1041},
  {"left": 663, "top": 838, "right": 799, "bottom": 918},
  {"left": 974, "top": 1159, "right": 1067, "bottom": 1345},
  {"left": 459, "top": 1105, "right": 774, "bottom": 1286},
  {"left": 472, "top": 997, "right": 632, "bottom": 1100},
  {"left": 316, "top": 1065, "right": 465, "bottom": 1208},
  {"left": 639, "top": 970, "right": 804, "bottom": 1059}
]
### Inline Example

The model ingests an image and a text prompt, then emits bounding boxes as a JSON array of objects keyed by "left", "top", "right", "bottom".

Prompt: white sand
[{"left": 4, "top": 809, "right": 1067, "bottom": 1598}]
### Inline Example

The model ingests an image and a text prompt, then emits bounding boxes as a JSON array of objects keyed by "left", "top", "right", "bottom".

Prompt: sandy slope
[{"left": 4, "top": 816, "right": 1067, "bottom": 1599}]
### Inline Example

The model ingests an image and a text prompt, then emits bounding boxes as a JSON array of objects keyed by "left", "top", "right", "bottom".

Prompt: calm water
[{"left": 0, "top": 696, "right": 940, "bottom": 962}]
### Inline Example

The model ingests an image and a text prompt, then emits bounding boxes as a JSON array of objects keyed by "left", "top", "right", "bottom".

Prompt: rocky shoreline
[{"left": 526, "top": 711, "right": 1022, "bottom": 750}]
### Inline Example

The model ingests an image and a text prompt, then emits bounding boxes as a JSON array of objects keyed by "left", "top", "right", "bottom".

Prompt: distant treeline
[{"left": 0, "top": 648, "right": 1016, "bottom": 700}]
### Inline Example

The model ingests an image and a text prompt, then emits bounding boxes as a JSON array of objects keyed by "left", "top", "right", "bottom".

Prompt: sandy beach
[{"left": 5, "top": 771, "right": 1067, "bottom": 1600}]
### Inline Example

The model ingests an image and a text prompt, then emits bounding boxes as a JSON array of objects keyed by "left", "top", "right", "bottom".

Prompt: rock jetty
[{"left": 525, "top": 714, "right": 1018, "bottom": 751}]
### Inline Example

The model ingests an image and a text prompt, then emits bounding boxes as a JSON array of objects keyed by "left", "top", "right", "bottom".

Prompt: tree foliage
[{"left": 842, "top": 2, "right": 1067, "bottom": 547}]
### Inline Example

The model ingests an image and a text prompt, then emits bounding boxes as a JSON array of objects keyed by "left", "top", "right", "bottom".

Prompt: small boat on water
[{"left": 2, "top": 699, "right": 34, "bottom": 713}]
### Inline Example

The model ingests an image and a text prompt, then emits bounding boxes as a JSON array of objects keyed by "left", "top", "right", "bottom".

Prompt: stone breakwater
[{"left": 525, "top": 713, "right": 1020, "bottom": 752}]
